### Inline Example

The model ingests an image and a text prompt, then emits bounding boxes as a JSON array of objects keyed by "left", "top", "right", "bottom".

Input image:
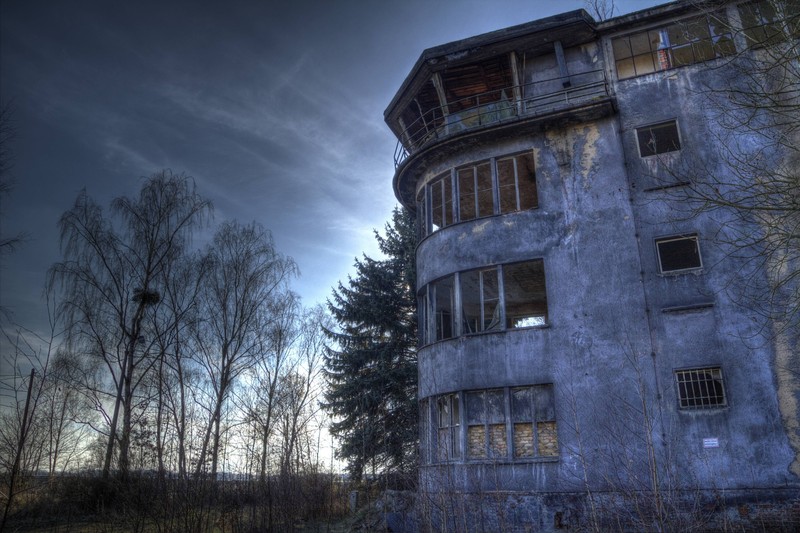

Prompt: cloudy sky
[{"left": 0, "top": 0, "right": 662, "bottom": 337}]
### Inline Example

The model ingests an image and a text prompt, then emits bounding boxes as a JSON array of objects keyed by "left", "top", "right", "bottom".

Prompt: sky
[{"left": 0, "top": 0, "right": 664, "bottom": 342}]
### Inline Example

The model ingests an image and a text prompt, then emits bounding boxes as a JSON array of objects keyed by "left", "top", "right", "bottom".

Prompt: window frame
[
  {"left": 416, "top": 150, "right": 538, "bottom": 239},
  {"left": 428, "top": 385, "right": 558, "bottom": 465},
  {"left": 611, "top": 10, "right": 735, "bottom": 80},
  {"left": 655, "top": 233, "right": 703, "bottom": 274},
  {"left": 675, "top": 366, "right": 727, "bottom": 410},
  {"left": 636, "top": 120, "right": 682, "bottom": 158}
]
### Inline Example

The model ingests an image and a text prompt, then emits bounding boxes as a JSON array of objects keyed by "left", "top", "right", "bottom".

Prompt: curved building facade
[{"left": 385, "top": 1, "right": 800, "bottom": 531}]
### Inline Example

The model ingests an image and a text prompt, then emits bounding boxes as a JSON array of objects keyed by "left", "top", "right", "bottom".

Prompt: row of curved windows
[
  {"left": 416, "top": 151, "right": 537, "bottom": 240},
  {"left": 420, "top": 384, "right": 558, "bottom": 464},
  {"left": 418, "top": 259, "right": 548, "bottom": 345}
]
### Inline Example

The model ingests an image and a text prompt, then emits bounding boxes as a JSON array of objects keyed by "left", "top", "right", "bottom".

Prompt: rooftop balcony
[{"left": 392, "top": 68, "right": 611, "bottom": 167}]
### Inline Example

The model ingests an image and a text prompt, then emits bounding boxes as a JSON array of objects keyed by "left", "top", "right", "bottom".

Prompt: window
[
  {"left": 420, "top": 259, "right": 547, "bottom": 345},
  {"left": 511, "top": 385, "right": 558, "bottom": 458},
  {"left": 428, "top": 385, "right": 557, "bottom": 463},
  {"left": 430, "top": 276, "right": 455, "bottom": 342},
  {"left": 461, "top": 267, "right": 501, "bottom": 334},
  {"left": 503, "top": 260, "right": 548, "bottom": 328},
  {"left": 497, "top": 152, "right": 538, "bottom": 214},
  {"left": 612, "top": 12, "right": 734, "bottom": 79},
  {"left": 437, "top": 394, "right": 461, "bottom": 460},
  {"left": 656, "top": 234, "right": 702, "bottom": 273},
  {"left": 466, "top": 389, "right": 507, "bottom": 459},
  {"left": 416, "top": 151, "right": 537, "bottom": 239},
  {"left": 430, "top": 172, "right": 455, "bottom": 232},
  {"left": 637, "top": 121, "right": 681, "bottom": 157},
  {"left": 675, "top": 367, "right": 726, "bottom": 409},
  {"left": 458, "top": 162, "right": 493, "bottom": 221},
  {"left": 739, "top": 0, "right": 800, "bottom": 47}
]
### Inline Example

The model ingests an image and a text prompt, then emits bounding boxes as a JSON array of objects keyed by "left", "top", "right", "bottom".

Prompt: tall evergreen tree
[{"left": 323, "top": 207, "right": 417, "bottom": 480}]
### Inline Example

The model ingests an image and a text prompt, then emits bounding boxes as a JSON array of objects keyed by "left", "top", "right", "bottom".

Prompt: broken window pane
[
  {"left": 637, "top": 121, "right": 681, "bottom": 157},
  {"left": 461, "top": 268, "right": 501, "bottom": 334},
  {"left": 432, "top": 276, "right": 455, "bottom": 341},
  {"left": 430, "top": 172, "right": 454, "bottom": 231},
  {"left": 503, "top": 260, "right": 548, "bottom": 328},
  {"left": 656, "top": 234, "right": 702, "bottom": 273}
]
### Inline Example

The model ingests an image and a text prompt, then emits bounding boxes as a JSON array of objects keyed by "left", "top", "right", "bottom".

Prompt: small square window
[
  {"left": 675, "top": 367, "right": 726, "bottom": 409},
  {"left": 637, "top": 121, "right": 681, "bottom": 157},
  {"left": 656, "top": 235, "right": 702, "bottom": 273}
]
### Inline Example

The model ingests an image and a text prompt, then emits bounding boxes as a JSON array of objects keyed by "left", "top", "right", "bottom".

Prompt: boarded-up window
[
  {"left": 466, "top": 389, "right": 507, "bottom": 459},
  {"left": 511, "top": 384, "right": 558, "bottom": 458}
]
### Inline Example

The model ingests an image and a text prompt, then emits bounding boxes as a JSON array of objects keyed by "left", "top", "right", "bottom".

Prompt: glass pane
[
  {"left": 693, "top": 39, "right": 715, "bottom": 62},
  {"left": 466, "top": 391, "right": 484, "bottom": 425},
  {"left": 476, "top": 162, "right": 494, "bottom": 217},
  {"left": 503, "top": 260, "right": 548, "bottom": 328},
  {"left": 616, "top": 58, "right": 636, "bottom": 79},
  {"left": 534, "top": 384, "right": 555, "bottom": 421},
  {"left": 612, "top": 36, "right": 632, "bottom": 59},
  {"left": 511, "top": 387, "right": 532, "bottom": 422},
  {"left": 497, "top": 158, "right": 518, "bottom": 214},
  {"left": 460, "top": 270, "right": 481, "bottom": 334},
  {"left": 629, "top": 32, "right": 653, "bottom": 55},
  {"left": 516, "top": 152, "right": 537, "bottom": 210},
  {"left": 433, "top": 276, "right": 455, "bottom": 340},
  {"left": 431, "top": 181, "right": 443, "bottom": 231},
  {"left": 671, "top": 44, "right": 695, "bottom": 66},
  {"left": 486, "top": 389, "right": 505, "bottom": 423},
  {"left": 482, "top": 269, "right": 501, "bottom": 331},
  {"left": 633, "top": 53, "right": 656, "bottom": 76},
  {"left": 458, "top": 167, "right": 477, "bottom": 221}
]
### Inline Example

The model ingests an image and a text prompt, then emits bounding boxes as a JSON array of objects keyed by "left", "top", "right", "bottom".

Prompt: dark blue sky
[{"left": 0, "top": 0, "right": 662, "bottom": 338}]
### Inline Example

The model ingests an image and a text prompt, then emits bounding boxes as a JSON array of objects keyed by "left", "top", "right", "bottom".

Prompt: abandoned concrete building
[{"left": 384, "top": 0, "right": 799, "bottom": 530}]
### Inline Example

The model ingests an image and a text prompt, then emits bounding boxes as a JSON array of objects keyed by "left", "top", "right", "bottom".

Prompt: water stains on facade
[{"left": 384, "top": 1, "right": 800, "bottom": 530}]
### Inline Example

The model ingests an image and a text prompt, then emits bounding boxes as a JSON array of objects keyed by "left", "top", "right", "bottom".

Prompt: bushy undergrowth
[{"left": 2, "top": 472, "right": 352, "bottom": 532}]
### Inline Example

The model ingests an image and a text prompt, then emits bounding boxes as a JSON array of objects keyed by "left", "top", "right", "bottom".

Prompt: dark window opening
[
  {"left": 656, "top": 235, "right": 702, "bottom": 273},
  {"left": 458, "top": 162, "right": 493, "bottom": 221},
  {"left": 637, "top": 121, "right": 681, "bottom": 157},
  {"left": 461, "top": 268, "right": 501, "bottom": 334},
  {"left": 503, "top": 260, "right": 548, "bottom": 328},
  {"left": 437, "top": 394, "right": 461, "bottom": 460},
  {"left": 676, "top": 367, "right": 726, "bottom": 409}
]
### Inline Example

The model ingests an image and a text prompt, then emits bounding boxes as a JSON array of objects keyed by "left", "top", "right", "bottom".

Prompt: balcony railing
[{"left": 393, "top": 69, "right": 610, "bottom": 167}]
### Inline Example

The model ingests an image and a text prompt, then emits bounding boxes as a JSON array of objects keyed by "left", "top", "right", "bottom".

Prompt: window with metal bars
[{"left": 675, "top": 367, "right": 727, "bottom": 409}]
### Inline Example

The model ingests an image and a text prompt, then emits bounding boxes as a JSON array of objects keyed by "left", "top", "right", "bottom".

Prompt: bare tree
[
  {"left": 50, "top": 172, "right": 210, "bottom": 480},
  {"left": 658, "top": 1, "right": 799, "bottom": 334},
  {"left": 584, "top": 0, "right": 616, "bottom": 21},
  {"left": 193, "top": 221, "right": 297, "bottom": 480}
]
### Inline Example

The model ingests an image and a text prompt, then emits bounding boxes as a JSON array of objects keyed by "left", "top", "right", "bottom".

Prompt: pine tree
[{"left": 323, "top": 207, "right": 417, "bottom": 480}]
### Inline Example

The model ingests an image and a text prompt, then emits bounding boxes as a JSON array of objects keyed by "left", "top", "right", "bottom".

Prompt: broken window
[
  {"left": 497, "top": 152, "right": 538, "bottom": 214},
  {"left": 458, "top": 162, "right": 494, "bottom": 221},
  {"left": 430, "top": 275, "right": 455, "bottom": 342},
  {"left": 739, "top": 0, "right": 799, "bottom": 47},
  {"left": 437, "top": 393, "right": 461, "bottom": 461},
  {"left": 637, "top": 121, "right": 681, "bottom": 157},
  {"left": 511, "top": 385, "right": 558, "bottom": 458},
  {"left": 656, "top": 234, "right": 702, "bottom": 273},
  {"left": 503, "top": 260, "right": 548, "bottom": 328},
  {"left": 461, "top": 267, "right": 501, "bottom": 334},
  {"left": 418, "top": 259, "right": 548, "bottom": 344},
  {"left": 675, "top": 367, "right": 726, "bottom": 409},
  {"left": 430, "top": 172, "right": 455, "bottom": 232},
  {"left": 466, "top": 389, "right": 507, "bottom": 459},
  {"left": 612, "top": 11, "right": 734, "bottom": 79}
]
